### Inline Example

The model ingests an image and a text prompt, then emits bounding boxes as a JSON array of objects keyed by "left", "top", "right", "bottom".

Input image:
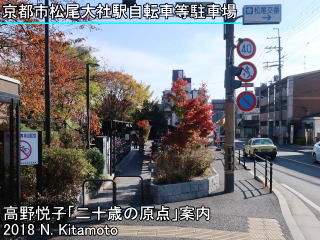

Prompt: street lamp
[{"left": 86, "top": 63, "right": 99, "bottom": 149}]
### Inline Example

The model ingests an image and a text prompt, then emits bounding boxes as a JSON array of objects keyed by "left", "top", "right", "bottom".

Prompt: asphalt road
[{"left": 235, "top": 140, "right": 320, "bottom": 221}]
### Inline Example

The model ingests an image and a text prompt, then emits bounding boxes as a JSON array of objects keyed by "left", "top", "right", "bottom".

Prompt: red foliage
[
  {"left": 162, "top": 79, "right": 215, "bottom": 150},
  {"left": 136, "top": 120, "right": 150, "bottom": 130}
]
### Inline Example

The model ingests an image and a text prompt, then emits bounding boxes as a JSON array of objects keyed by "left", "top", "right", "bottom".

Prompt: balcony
[
  {"left": 275, "top": 88, "right": 287, "bottom": 98},
  {"left": 260, "top": 97, "right": 268, "bottom": 106},
  {"left": 269, "top": 95, "right": 275, "bottom": 103},
  {"left": 260, "top": 126, "right": 268, "bottom": 135},
  {"left": 275, "top": 110, "right": 287, "bottom": 121},
  {"left": 260, "top": 113, "right": 268, "bottom": 122}
]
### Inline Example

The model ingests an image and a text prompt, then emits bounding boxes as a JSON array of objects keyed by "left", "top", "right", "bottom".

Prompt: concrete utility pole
[{"left": 264, "top": 28, "right": 283, "bottom": 144}]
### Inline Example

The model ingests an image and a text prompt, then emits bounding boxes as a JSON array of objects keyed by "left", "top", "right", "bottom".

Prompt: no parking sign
[
  {"left": 20, "top": 131, "right": 39, "bottom": 165},
  {"left": 236, "top": 91, "right": 257, "bottom": 112}
]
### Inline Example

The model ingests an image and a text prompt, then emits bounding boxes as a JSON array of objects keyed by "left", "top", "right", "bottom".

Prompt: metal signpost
[{"left": 243, "top": 4, "right": 282, "bottom": 25}]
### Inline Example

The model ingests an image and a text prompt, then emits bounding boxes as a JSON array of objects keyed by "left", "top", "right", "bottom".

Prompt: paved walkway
[{"left": 42, "top": 145, "right": 293, "bottom": 240}]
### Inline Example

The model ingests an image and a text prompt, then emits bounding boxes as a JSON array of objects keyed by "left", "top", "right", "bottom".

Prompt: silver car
[{"left": 312, "top": 141, "right": 320, "bottom": 163}]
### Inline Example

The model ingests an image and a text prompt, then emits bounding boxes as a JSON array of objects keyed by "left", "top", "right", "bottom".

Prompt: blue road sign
[
  {"left": 243, "top": 4, "right": 281, "bottom": 25},
  {"left": 236, "top": 91, "right": 257, "bottom": 112}
]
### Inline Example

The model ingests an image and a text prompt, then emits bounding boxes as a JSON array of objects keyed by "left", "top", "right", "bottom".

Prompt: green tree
[{"left": 132, "top": 100, "right": 167, "bottom": 139}]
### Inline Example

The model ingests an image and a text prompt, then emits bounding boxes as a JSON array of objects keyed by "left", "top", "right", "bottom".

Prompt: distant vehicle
[
  {"left": 244, "top": 138, "right": 277, "bottom": 160},
  {"left": 312, "top": 141, "right": 320, "bottom": 163}
]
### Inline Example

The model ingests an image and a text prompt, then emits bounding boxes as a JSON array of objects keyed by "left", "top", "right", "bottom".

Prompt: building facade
[{"left": 259, "top": 70, "right": 320, "bottom": 144}]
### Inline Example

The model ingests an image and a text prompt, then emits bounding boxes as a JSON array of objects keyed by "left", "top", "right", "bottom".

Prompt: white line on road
[
  {"left": 277, "top": 156, "right": 320, "bottom": 169},
  {"left": 282, "top": 184, "right": 320, "bottom": 214}
]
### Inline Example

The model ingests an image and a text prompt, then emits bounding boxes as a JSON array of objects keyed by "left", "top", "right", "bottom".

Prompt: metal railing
[
  {"left": 236, "top": 149, "right": 249, "bottom": 170},
  {"left": 236, "top": 149, "right": 273, "bottom": 193},
  {"left": 253, "top": 154, "right": 273, "bottom": 193}
]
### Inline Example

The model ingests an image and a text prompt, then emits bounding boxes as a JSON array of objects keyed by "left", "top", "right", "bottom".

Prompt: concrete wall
[{"left": 150, "top": 167, "right": 219, "bottom": 204}]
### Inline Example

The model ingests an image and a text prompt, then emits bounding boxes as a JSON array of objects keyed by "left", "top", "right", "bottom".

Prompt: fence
[
  {"left": 253, "top": 154, "right": 273, "bottom": 193},
  {"left": 236, "top": 149, "right": 273, "bottom": 193},
  {"left": 236, "top": 149, "right": 249, "bottom": 170}
]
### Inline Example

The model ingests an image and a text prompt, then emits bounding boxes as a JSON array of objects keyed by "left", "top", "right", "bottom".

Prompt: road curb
[{"left": 248, "top": 170, "right": 306, "bottom": 240}]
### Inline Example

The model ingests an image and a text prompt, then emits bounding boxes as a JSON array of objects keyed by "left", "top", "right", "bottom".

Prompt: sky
[{"left": 63, "top": 0, "right": 320, "bottom": 101}]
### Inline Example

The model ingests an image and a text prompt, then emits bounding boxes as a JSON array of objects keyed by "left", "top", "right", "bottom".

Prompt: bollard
[
  {"left": 113, "top": 181, "right": 117, "bottom": 205},
  {"left": 270, "top": 162, "right": 273, "bottom": 193},
  {"left": 244, "top": 153, "right": 246, "bottom": 169},
  {"left": 238, "top": 149, "right": 241, "bottom": 164},
  {"left": 254, "top": 156, "right": 256, "bottom": 178},
  {"left": 265, "top": 160, "right": 268, "bottom": 187}
]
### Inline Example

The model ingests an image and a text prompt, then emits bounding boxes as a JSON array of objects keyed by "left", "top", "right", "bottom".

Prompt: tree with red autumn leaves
[
  {"left": 136, "top": 120, "right": 150, "bottom": 130},
  {"left": 162, "top": 78, "right": 215, "bottom": 151}
]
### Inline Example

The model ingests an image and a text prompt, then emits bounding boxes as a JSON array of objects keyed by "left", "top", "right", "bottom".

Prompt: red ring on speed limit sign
[
  {"left": 237, "top": 62, "right": 257, "bottom": 82},
  {"left": 237, "top": 38, "right": 256, "bottom": 59}
]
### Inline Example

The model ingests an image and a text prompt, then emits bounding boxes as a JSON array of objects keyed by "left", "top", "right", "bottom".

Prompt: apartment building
[{"left": 259, "top": 70, "right": 320, "bottom": 144}]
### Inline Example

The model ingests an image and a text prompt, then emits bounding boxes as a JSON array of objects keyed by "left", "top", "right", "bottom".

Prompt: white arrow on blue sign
[{"left": 243, "top": 4, "right": 281, "bottom": 25}]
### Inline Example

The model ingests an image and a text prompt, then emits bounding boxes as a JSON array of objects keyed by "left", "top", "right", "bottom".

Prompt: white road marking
[
  {"left": 277, "top": 156, "right": 320, "bottom": 169},
  {"left": 281, "top": 184, "right": 320, "bottom": 214}
]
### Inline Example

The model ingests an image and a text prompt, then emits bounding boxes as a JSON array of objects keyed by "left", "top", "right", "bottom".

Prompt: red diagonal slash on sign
[
  {"left": 20, "top": 140, "right": 32, "bottom": 161},
  {"left": 241, "top": 95, "right": 252, "bottom": 106}
]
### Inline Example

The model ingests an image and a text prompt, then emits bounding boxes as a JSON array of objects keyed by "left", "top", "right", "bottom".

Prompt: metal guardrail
[
  {"left": 236, "top": 149, "right": 273, "bottom": 193},
  {"left": 113, "top": 175, "right": 144, "bottom": 206},
  {"left": 253, "top": 154, "right": 273, "bottom": 193},
  {"left": 82, "top": 179, "right": 116, "bottom": 207},
  {"left": 236, "top": 149, "right": 249, "bottom": 170}
]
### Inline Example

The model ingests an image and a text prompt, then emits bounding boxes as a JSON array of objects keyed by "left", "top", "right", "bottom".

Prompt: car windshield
[{"left": 252, "top": 139, "right": 273, "bottom": 145}]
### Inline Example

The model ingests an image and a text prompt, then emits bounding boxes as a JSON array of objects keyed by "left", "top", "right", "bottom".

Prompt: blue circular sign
[{"left": 237, "top": 91, "right": 257, "bottom": 112}]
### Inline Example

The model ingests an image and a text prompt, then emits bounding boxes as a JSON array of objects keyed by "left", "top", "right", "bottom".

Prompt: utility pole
[
  {"left": 275, "top": 28, "right": 283, "bottom": 145},
  {"left": 44, "top": 0, "right": 51, "bottom": 146},
  {"left": 263, "top": 28, "right": 283, "bottom": 144},
  {"left": 86, "top": 64, "right": 90, "bottom": 149},
  {"left": 224, "top": 0, "right": 242, "bottom": 193}
]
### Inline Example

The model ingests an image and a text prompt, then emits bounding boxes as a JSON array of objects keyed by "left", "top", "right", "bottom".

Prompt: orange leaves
[
  {"left": 163, "top": 79, "right": 215, "bottom": 151},
  {"left": 136, "top": 120, "right": 150, "bottom": 130}
]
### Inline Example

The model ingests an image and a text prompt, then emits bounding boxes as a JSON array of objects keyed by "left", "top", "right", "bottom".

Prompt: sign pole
[
  {"left": 224, "top": 0, "right": 235, "bottom": 193},
  {"left": 36, "top": 131, "right": 43, "bottom": 194}
]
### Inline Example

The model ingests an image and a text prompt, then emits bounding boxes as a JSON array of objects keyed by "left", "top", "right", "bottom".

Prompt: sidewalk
[{"left": 48, "top": 146, "right": 293, "bottom": 240}]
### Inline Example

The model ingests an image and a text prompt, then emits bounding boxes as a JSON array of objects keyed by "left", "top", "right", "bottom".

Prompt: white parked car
[{"left": 312, "top": 141, "right": 320, "bottom": 163}]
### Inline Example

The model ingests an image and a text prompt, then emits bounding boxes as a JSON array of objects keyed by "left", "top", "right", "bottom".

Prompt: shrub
[
  {"left": 154, "top": 147, "right": 213, "bottom": 185},
  {"left": 41, "top": 148, "right": 96, "bottom": 202},
  {"left": 59, "top": 128, "right": 85, "bottom": 149},
  {"left": 86, "top": 147, "right": 105, "bottom": 177},
  {"left": 21, "top": 166, "right": 37, "bottom": 196}
]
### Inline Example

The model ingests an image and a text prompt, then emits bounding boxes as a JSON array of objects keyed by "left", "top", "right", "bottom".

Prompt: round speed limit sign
[{"left": 237, "top": 38, "right": 256, "bottom": 59}]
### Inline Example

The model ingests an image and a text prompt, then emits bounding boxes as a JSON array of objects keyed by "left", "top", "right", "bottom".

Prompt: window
[{"left": 252, "top": 139, "right": 273, "bottom": 145}]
